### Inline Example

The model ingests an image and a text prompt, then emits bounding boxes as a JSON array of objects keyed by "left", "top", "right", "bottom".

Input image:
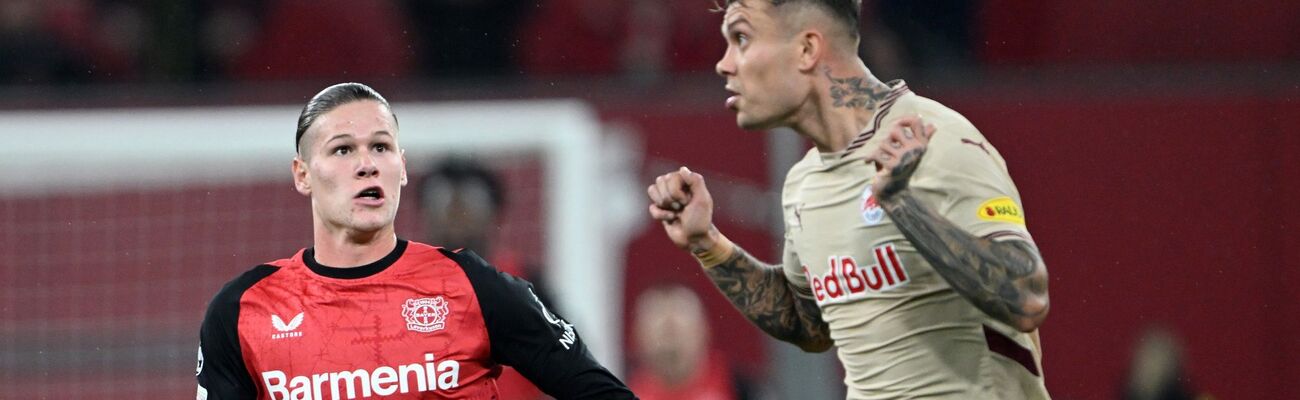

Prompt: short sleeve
[
  {"left": 780, "top": 232, "right": 815, "bottom": 300},
  {"left": 910, "top": 123, "right": 1034, "bottom": 241}
]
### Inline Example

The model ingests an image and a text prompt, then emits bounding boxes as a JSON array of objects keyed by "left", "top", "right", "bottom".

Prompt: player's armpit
[
  {"left": 880, "top": 191, "right": 1050, "bottom": 332},
  {"left": 444, "top": 249, "right": 636, "bottom": 399},
  {"left": 705, "top": 246, "right": 833, "bottom": 352}
]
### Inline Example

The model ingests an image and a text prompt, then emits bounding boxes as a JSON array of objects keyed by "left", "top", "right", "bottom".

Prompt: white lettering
[
  {"left": 330, "top": 369, "right": 371, "bottom": 399},
  {"left": 259, "top": 354, "right": 460, "bottom": 400},
  {"left": 398, "top": 363, "right": 428, "bottom": 392},
  {"left": 311, "top": 373, "right": 328, "bottom": 400},
  {"left": 288, "top": 375, "right": 310, "bottom": 399},
  {"left": 437, "top": 360, "right": 461, "bottom": 390},
  {"left": 262, "top": 370, "right": 288, "bottom": 399},
  {"left": 371, "top": 366, "right": 397, "bottom": 396}
]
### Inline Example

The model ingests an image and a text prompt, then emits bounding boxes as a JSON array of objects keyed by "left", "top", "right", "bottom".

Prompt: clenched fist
[
  {"left": 867, "top": 115, "right": 937, "bottom": 201},
  {"left": 646, "top": 166, "right": 718, "bottom": 253}
]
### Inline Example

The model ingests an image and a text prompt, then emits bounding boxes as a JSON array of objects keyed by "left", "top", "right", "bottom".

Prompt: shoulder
[
  {"left": 782, "top": 148, "right": 822, "bottom": 196},
  {"left": 209, "top": 264, "right": 282, "bottom": 309},
  {"left": 884, "top": 94, "right": 1008, "bottom": 171},
  {"left": 437, "top": 247, "right": 526, "bottom": 291}
]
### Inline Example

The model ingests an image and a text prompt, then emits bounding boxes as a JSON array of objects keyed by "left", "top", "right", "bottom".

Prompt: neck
[
  {"left": 791, "top": 61, "right": 891, "bottom": 153},
  {"left": 312, "top": 223, "right": 398, "bottom": 268}
]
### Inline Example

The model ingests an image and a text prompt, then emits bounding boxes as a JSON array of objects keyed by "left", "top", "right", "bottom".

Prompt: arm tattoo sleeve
[
  {"left": 704, "top": 247, "right": 833, "bottom": 352},
  {"left": 881, "top": 190, "right": 1049, "bottom": 329}
]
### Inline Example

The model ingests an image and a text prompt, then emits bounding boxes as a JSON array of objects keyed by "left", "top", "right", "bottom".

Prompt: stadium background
[{"left": 1, "top": 0, "right": 1297, "bottom": 398}]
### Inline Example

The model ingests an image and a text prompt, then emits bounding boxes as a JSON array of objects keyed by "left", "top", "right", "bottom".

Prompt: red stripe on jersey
[
  {"left": 984, "top": 325, "right": 1040, "bottom": 377},
  {"left": 843, "top": 83, "right": 911, "bottom": 155}
]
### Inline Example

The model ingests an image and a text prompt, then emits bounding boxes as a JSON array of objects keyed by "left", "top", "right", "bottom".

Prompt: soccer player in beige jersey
[{"left": 646, "top": 1, "right": 1051, "bottom": 398}]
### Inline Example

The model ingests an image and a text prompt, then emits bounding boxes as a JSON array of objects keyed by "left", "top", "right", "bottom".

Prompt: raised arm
[
  {"left": 867, "top": 116, "right": 1050, "bottom": 332},
  {"left": 647, "top": 168, "right": 832, "bottom": 352}
]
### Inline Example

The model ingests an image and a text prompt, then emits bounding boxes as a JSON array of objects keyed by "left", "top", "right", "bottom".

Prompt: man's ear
[
  {"left": 292, "top": 156, "right": 311, "bottom": 196},
  {"left": 797, "top": 29, "right": 825, "bottom": 73},
  {"left": 399, "top": 148, "right": 408, "bottom": 187}
]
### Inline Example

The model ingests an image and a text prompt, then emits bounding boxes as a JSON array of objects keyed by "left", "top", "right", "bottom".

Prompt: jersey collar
[{"left": 303, "top": 238, "right": 409, "bottom": 279}]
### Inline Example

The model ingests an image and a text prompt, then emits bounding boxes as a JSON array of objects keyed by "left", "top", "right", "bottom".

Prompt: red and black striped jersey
[{"left": 197, "top": 239, "right": 634, "bottom": 400}]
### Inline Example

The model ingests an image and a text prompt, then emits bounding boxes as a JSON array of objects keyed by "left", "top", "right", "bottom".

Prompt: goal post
[{"left": 0, "top": 99, "right": 629, "bottom": 397}]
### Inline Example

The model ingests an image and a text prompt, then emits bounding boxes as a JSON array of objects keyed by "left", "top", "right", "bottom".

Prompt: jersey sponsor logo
[
  {"left": 802, "top": 244, "right": 909, "bottom": 305},
  {"left": 530, "top": 288, "right": 577, "bottom": 350},
  {"left": 860, "top": 186, "right": 885, "bottom": 225},
  {"left": 402, "top": 297, "right": 450, "bottom": 333},
  {"left": 261, "top": 353, "right": 461, "bottom": 400},
  {"left": 271, "top": 312, "right": 305, "bottom": 339},
  {"left": 977, "top": 197, "right": 1025, "bottom": 225},
  {"left": 196, "top": 346, "right": 205, "bottom": 376}
]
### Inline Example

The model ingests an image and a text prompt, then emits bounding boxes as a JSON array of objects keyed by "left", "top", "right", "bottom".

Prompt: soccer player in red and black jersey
[{"left": 196, "top": 83, "right": 636, "bottom": 400}]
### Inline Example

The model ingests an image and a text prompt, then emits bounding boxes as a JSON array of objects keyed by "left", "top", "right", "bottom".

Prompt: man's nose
[
  {"left": 716, "top": 51, "right": 735, "bottom": 77},
  {"left": 356, "top": 154, "right": 378, "bottom": 178}
]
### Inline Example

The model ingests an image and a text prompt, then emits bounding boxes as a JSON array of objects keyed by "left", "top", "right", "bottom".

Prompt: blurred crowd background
[{"left": 2, "top": 0, "right": 1298, "bottom": 399}]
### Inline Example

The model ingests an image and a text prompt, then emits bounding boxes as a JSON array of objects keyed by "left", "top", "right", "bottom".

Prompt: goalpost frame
[{"left": 0, "top": 99, "right": 625, "bottom": 372}]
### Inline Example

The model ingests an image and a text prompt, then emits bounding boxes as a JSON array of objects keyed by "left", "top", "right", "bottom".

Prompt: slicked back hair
[
  {"left": 720, "top": 0, "right": 861, "bottom": 41},
  {"left": 295, "top": 82, "right": 398, "bottom": 154}
]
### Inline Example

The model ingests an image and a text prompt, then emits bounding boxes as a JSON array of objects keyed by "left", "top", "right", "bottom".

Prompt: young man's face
[
  {"left": 717, "top": 0, "right": 808, "bottom": 130},
  {"left": 294, "top": 100, "right": 407, "bottom": 235}
]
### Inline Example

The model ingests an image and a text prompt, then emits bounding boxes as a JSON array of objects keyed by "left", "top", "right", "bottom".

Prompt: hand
[
  {"left": 866, "top": 115, "right": 936, "bottom": 201},
  {"left": 646, "top": 166, "right": 718, "bottom": 253}
]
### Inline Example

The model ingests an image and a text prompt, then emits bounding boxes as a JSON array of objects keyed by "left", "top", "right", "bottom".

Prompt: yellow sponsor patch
[{"left": 977, "top": 197, "right": 1025, "bottom": 225}]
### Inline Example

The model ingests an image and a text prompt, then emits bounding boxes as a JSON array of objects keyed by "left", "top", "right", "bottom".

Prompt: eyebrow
[
  {"left": 723, "top": 16, "right": 750, "bottom": 36},
  {"left": 322, "top": 131, "right": 394, "bottom": 146}
]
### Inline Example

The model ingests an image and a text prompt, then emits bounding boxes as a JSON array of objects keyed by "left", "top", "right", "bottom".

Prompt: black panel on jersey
[
  {"left": 304, "top": 239, "right": 408, "bottom": 279},
  {"left": 441, "top": 248, "right": 637, "bottom": 400},
  {"left": 198, "top": 264, "right": 280, "bottom": 400}
]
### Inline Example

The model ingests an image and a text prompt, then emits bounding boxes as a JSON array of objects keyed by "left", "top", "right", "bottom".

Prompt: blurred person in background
[
  {"left": 629, "top": 283, "right": 752, "bottom": 400},
  {"left": 418, "top": 157, "right": 552, "bottom": 400},
  {"left": 516, "top": 0, "right": 724, "bottom": 77},
  {"left": 197, "top": 82, "right": 634, "bottom": 399},
  {"left": 230, "top": 0, "right": 412, "bottom": 81},
  {"left": 402, "top": 0, "right": 528, "bottom": 77},
  {"left": 1122, "top": 327, "right": 1210, "bottom": 400},
  {"left": 647, "top": 0, "right": 1051, "bottom": 398},
  {"left": 874, "top": 0, "right": 975, "bottom": 73},
  {"left": 194, "top": 0, "right": 265, "bottom": 81},
  {"left": 0, "top": 0, "right": 92, "bottom": 84}
]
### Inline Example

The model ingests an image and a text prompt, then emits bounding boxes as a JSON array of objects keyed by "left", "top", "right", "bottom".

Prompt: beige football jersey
[{"left": 780, "top": 82, "right": 1050, "bottom": 399}]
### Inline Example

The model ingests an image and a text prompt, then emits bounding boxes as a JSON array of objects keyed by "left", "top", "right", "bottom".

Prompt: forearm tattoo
[
  {"left": 880, "top": 188, "right": 1048, "bottom": 327},
  {"left": 824, "top": 66, "right": 893, "bottom": 110},
  {"left": 705, "top": 247, "right": 833, "bottom": 351}
]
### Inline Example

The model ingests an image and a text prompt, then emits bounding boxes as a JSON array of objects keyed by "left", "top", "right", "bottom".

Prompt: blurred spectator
[
  {"left": 0, "top": 0, "right": 92, "bottom": 84},
  {"left": 402, "top": 0, "right": 529, "bottom": 77},
  {"left": 231, "top": 0, "right": 413, "bottom": 81},
  {"left": 194, "top": 0, "right": 265, "bottom": 81},
  {"left": 1122, "top": 327, "right": 1210, "bottom": 400},
  {"left": 418, "top": 156, "right": 549, "bottom": 400},
  {"left": 517, "top": 0, "right": 722, "bottom": 77},
  {"left": 629, "top": 283, "right": 752, "bottom": 400},
  {"left": 874, "top": 0, "right": 976, "bottom": 73}
]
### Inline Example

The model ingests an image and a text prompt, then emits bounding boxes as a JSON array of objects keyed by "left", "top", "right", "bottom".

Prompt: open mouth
[
  {"left": 725, "top": 86, "right": 740, "bottom": 109},
  {"left": 355, "top": 186, "right": 384, "bottom": 200}
]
